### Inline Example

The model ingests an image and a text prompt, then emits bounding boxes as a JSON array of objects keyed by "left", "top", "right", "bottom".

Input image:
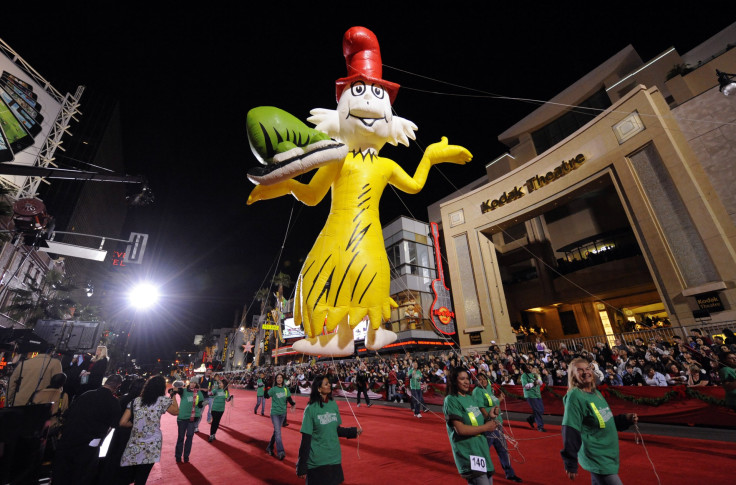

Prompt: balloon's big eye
[
  {"left": 371, "top": 84, "right": 385, "bottom": 99},
  {"left": 351, "top": 81, "right": 366, "bottom": 96}
]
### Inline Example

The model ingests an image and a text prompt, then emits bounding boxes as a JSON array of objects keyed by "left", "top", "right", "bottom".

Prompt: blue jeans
[
  {"left": 528, "top": 397, "right": 545, "bottom": 430},
  {"left": 485, "top": 428, "right": 515, "bottom": 478},
  {"left": 411, "top": 389, "right": 424, "bottom": 414},
  {"left": 175, "top": 420, "right": 196, "bottom": 459},
  {"left": 267, "top": 414, "right": 286, "bottom": 455},
  {"left": 254, "top": 395, "right": 266, "bottom": 414},
  {"left": 387, "top": 384, "right": 396, "bottom": 401},
  {"left": 591, "top": 473, "right": 623, "bottom": 485}
]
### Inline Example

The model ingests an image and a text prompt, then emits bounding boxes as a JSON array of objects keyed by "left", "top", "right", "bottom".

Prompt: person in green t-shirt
[
  {"left": 444, "top": 367, "right": 497, "bottom": 485},
  {"left": 208, "top": 379, "right": 232, "bottom": 442},
  {"left": 408, "top": 361, "right": 425, "bottom": 417},
  {"left": 561, "top": 357, "right": 638, "bottom": 485},
  {"left": 520, "top": 363, "right": 545, "bottom": 432},
  {"left": 296, "top": 375, "right": 361, "bottom": 484},
  {"left": 174, "top": 379, "right": 206, "bottom": 463},
  {"left": 473, "top": 373, "right": 521, "bottom": 482},
  {"left": 254, "top": 373, "right": 266, "bottom": 416},
  {"left": 265, "top": 373, "right": 296, "bottom": 460},
  {"left": 720, "top": 352, "right": 736, "bottom": 410}
]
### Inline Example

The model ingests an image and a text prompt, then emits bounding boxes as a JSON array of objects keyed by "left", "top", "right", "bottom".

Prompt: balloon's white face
[{"left": 337, "top": 80, "right": 393, "bottom": 152}]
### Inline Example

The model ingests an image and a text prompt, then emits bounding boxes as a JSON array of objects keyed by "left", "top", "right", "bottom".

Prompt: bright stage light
[{"left": 129, "top": 282, "right": 160, "bottom": 309}]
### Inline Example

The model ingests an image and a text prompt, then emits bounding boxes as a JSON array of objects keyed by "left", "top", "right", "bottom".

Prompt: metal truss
[{"left": 0, "top": 38, "right": 84, "bottom": 199}]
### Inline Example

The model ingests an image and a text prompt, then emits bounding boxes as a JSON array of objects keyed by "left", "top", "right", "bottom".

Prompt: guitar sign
[{"left": 429, "top": 222, "right": 456, "bottom": 335}]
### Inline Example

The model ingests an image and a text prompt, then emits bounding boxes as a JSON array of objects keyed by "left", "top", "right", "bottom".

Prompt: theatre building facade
[{"left": 429, "top": 24, "right": 736, "bottom": 350}]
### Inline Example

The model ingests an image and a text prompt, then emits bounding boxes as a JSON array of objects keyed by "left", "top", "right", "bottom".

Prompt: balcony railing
[{"left": 510, "top": 321, "right": 736, "bottom": 355}]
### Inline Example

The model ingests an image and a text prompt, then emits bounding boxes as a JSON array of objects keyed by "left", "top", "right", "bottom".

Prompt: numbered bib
[{"left": 470, "top": 454, "right": 487, "bottom": 473}]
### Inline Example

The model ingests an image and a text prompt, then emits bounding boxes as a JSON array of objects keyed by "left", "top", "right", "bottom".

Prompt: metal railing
[{"left": 511, "top": 321, "right": 736, "bottom": 355}]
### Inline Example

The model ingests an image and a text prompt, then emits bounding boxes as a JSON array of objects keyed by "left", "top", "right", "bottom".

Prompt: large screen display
[{"left": 0, "top": 46, "right": 63, "bottom": 189}]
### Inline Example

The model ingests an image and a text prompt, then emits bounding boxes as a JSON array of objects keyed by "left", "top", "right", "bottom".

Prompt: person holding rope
[
  {"left": 296, "top": 374, "right": 362, "bottom": 484},
  {"left": 561, "top": 357, "right": 638, "bottom": 484},
  {"left": 444, "top": 367, "right": 498, "bottom": 485},
  {"left": 473, "top": 373, "right": 523, "bottom": 483},
  {"left": 208, "top": 378, "right": 232, "bottom": 442},
  {"left": 265, "top": 372, "right": 295, "bottom": 460},
  {"left": 520, "top": 363, "right": 546, "bottom": 432}
]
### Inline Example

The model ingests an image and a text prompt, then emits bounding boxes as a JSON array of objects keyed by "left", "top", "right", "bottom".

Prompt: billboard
[{"left": 0, "top": 44, "right": 64, "bottom": 190}]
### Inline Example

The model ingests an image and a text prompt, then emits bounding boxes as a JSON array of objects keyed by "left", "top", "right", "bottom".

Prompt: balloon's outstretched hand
[{"left": 426, "top": 137, "right": 473, "bottom": 165}]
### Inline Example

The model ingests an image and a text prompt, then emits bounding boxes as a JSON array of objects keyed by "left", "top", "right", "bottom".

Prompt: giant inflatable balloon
[{"left": 247, "top": 26, "right": 472, "bottom": 356}]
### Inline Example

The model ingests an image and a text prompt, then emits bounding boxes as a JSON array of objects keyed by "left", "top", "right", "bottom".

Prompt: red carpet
[{"left": 144, "top": 389, "right": 733, "bottom": 484}]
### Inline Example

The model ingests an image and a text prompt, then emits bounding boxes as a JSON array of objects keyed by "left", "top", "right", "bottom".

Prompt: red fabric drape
[{"left": 420, "top": 384, "right": 735, "bottom": 427}]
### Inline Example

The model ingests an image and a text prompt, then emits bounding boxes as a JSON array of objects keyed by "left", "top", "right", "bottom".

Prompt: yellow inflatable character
[{"left": 248, "top": 27, "right": 472, "bottom": 356}]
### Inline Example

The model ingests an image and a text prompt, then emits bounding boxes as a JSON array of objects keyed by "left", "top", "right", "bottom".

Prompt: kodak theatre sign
[{"left": 481, "top": 154, "right": 586, "bottom": 213}]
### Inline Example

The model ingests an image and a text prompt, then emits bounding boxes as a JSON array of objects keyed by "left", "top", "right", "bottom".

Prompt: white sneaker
[
  {"left": 357, "top": 404, "right": 361, "bottom": 407},
  {"left": 416, "top": 413, "right": 422, "bottom": 418}
]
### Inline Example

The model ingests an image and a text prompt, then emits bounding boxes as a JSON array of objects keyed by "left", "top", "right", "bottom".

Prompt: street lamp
[{"left": 716, "top": 69, "right": 736, "bottom": 96}]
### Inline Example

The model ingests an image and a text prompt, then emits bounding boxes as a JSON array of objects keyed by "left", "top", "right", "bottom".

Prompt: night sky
[{"left": 1, "top": 5, "right": 732, "bottom": 362}]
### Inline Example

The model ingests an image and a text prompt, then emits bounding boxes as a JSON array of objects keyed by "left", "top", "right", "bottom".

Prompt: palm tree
[
  {"left": 254, "top": 287, "right": 270, "bottom": 323},
  {"left": 272, "top": 272, "right": 293, "bottom": 310}
]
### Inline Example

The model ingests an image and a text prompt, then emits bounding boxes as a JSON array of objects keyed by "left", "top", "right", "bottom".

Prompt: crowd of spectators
[{"left": 217, "top": 327, "right": 736, "bottom": 396}]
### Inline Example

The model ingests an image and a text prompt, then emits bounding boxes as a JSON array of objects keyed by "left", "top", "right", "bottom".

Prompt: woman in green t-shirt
[
  {"left": 444, "top": 367, "right": 497, "bottom": 485},
  {"left": 561, "top": 357, "right": 637, "bottom": 485},
  {"left": 265, "top": 373, "right": 296, "bottom": 460},
  {"left": 296, "top": 375, "right": 361, "bottom": 485},
  {"left": 208, "top": 379, "right": 232, "bottom": 442}
]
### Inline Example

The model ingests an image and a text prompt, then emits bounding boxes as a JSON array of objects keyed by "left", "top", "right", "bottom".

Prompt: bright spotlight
[{"left": 129, "top": 282, "right": 160, "bottom": 309}]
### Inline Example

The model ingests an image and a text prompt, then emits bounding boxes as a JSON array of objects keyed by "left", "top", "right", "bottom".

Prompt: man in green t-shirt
[
  {"left": 520, "top": 363, "right": 545, "bottom": 432},
  {"left": 720, "top": 352, "right": 736, "bottom": 410}
]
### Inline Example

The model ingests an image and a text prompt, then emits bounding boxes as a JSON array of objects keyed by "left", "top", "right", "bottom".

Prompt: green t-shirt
[
  {"left": 256, "top": 378, "right": 265, "bottom": 397},
  {"left": 562, "top": 387, "right": 619, "bottom": 475},
  {"left": 472, "top": 384, "right": 502, "bottom": 423},
  {"left": 521, "top": 373, "right": 541, "bottom": 399},
  {"left": 212, "top": 387, "right": 229, "bottom": 412},
  {"left": 443, "top": 393, "right": 494, "bottom": 476},
  {"left": 268, "top": 385, "right": 291, "bottom": 415},
  {"left": 300, "top": 399, "right": 343, "bottom": 469},
  {"left": 177, "top": 390, "right": 205, "bottom": 421},
  {"left": 409, "top": 368, "right": 422, "bottom": 390},
  {"left": 720, "top": 367, "right": 736, "bottom": 408}
]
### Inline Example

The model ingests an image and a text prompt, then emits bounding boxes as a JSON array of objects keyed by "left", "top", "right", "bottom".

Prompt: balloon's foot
[
  {"left": 292, "top": 333, "right": 355, "bottom": 357},
  {"left": 365, "top": 327, "right": 397, "bottom": 351}
]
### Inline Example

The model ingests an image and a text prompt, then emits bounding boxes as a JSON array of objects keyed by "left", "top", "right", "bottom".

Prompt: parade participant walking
[
  {"left": 444, "top": 367, "right": 497, "bottom": 485},
  {"left": 174, "top": 378, "right": 205, "bottom": 463},
  {"left": 254, "top": 372, "right": 266, "bottom": 415},
  {"left": 297, "top": 375, "right": 362, "bottom": 484},
  {"left": 197, "top": 368, "right": 215, "bottom": 431},
  {"left": 473, "top": 373, "right": 522, "bottom": 482},
  {"left": 355, "top": 363, "right": 372, "bottom": 407},
  {"left": 265, "top": 373, "right": 296, "bottom": 460},
  {"left": 119, "top": 375, "right": 179, "bottom": 484},
  {"left": 561, "top": 357, "right": 638, "bottom": 484},
  {"left": 521, "top": 363, "right": 545, "bottom": 432},
  {"left": 408, "top": 360, "right": 424, "bottom": 417},
  {"left": 209, "top": 379, "right": 232, "bottom": 442}
]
